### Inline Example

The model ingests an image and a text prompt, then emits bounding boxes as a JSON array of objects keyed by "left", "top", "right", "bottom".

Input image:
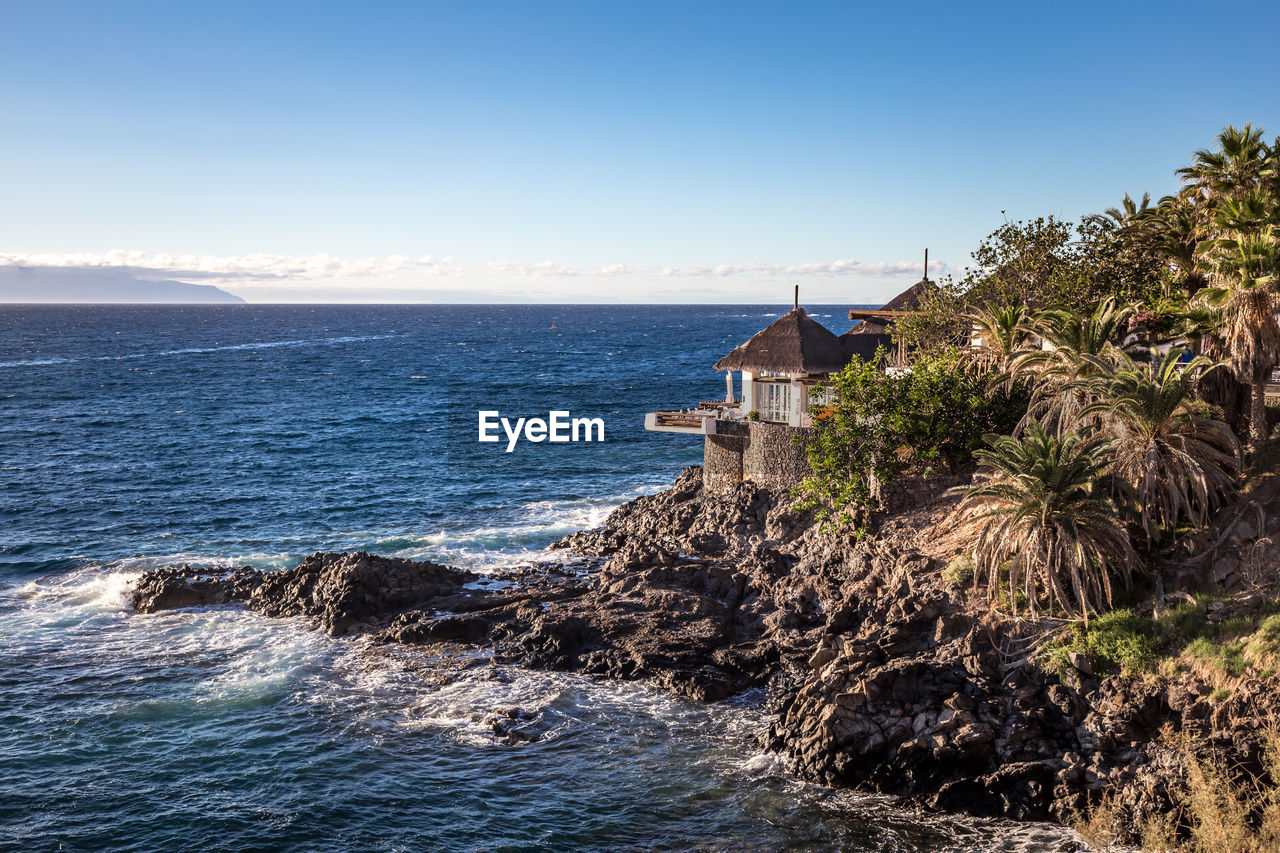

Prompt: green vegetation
[
  {"left": 1085, "top": 347, "right": 1241, "bottom": 545},
  {"left": 894, "top": 214, "right": 1170, "bottom": 353},
  {"left": 1040, "top": 596, "right": 1280, "bottom": 680},
  {"left": 802, "top": 123, "right": 1279, "bottom": 624},
  {"left": 795, "top": 347, "right": 1024, "bottom": 529},
  {"left": 1187, "top": 636, "right": 1248, "bottom": 677},
  {"left": 961, "top": 426, "right": 1138, "bottom": 622},
  {"left": 1042, "top": 609, "right": 1159, "bottom": 677}
]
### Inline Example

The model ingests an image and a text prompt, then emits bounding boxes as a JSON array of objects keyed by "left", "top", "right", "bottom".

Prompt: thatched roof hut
[
  {"left": 839, "top": 329, "right": 892, "bottom": 361},
  {"left": 843, "top": 276, "right": 937, "bottom": 337},
  {"left": 713, "top": 307, "right": 848, "bottom": 375},
  {"left": 838, "top": 274, "right": 937, "bottom": 362}
]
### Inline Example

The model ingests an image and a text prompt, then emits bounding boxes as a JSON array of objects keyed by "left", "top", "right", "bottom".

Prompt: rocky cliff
[{"left": 130, "top": 465, "right": 1280, "bottom": 839}]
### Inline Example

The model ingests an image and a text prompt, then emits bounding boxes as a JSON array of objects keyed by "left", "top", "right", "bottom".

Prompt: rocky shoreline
[{"left": 130, "top": 465, "right": 1279, "bottom": 839}]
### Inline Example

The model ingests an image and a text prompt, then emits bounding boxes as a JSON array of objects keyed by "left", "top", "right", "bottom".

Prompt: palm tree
[
  {"left": 959, "top": 425, "right": 1139, "bottom": 624},
  {"left": 1129, "top": 195, "right": 1209, "bottom": 298},
  {"left": 966, "top": 301, "right": 1032, "bottom": 378},
  {"left": 1008, "top": 298, "right": 1135, "bottom": 434},
  {"left": 1197, "top": 196, "right": 1280, "bottom": 454},
  {"left": 1086, "top": 192, "right": 1153, "bottom": 231},
  {"left": 1084, "top": 348, "right": 1241, "bottom": 544},
  {"left": 1178, "top": 123, "right": 1272, "bottom": 208}
]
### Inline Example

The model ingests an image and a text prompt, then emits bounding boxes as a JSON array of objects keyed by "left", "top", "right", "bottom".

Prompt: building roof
[
  {"left": 839, "top": 330, "right": 892, "bottom": 362},
  {"left": 713, "top": 307, "right": 849, "bottom": 374},
  {"left": 843, "top": 276, "right": 937, "bottom": 336}
]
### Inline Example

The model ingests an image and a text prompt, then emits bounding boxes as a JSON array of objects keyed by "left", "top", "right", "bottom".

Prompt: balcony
[{"left": 644, "top": 401, "right": 740, "bottom": 435}]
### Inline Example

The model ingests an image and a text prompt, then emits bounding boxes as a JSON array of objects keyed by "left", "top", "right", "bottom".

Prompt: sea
[{"left": 0, "top": 305, "right": 1078, "bottom": 852}]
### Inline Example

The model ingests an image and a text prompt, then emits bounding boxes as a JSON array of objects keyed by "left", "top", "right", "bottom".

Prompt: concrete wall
[{"left": 701, "top": 419, "right": 813, "bottom": 491}]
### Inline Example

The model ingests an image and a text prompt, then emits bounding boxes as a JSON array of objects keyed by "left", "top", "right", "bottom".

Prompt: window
[{"left": 759, "top": 382, "right": 791, "bottom": 422}]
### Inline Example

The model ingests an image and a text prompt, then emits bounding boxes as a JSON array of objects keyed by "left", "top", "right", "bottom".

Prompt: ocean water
[{"left": 0, "top": 305, "right": 1075, "bottom": 852}]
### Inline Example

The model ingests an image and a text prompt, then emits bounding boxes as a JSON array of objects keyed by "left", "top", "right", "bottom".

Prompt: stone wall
[
  {"left": 703, "top": 420, "right": 747, "bottom": 490},
  {"left": 878, "top": 473, "right": 970, "bottom": 516},
  {"left": 701, "top": 420, "right": 812, "bottom": 491},
  {"left": 743, "top": 421, "right": 813, "bottom": 488}
]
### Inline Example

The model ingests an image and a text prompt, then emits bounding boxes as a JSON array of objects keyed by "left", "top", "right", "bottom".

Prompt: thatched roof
[
  {"left": 844, "top": 276, "right": 937, "bottom": 336},
  {"left": 840, "top": 330, "right": 892, "bottom": 362},
  {"left": 713, "top": 307, "right": 848, "bottom": 374}
]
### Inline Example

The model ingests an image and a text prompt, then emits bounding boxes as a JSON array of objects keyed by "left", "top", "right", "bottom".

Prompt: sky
[{"left": 1, "top": 0, "right": 1277, "bottom": 304}]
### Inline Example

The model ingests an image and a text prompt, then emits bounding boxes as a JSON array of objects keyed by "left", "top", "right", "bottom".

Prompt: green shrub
[
  {"left": 1042, "top": 609, "right": 1159, "bottom": 678},
  {"left": 1188, "top": 637, "right": 1248, "bottom": 677},
  {"left": 796, "top": 347, "right": 1026, "bottom": 528},
  {"left": 1043, "top": 600, "right": 1280, "bottom": 682},
  {"left": 942, "top": 554, "right": 975, "bottom": 590},
  {"left": 1085, "top": 610, "right": 1160, "bottom": 674}
]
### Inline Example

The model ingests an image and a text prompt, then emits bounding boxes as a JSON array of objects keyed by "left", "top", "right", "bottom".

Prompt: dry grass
[
  {"left": 1166, "top": 727, "right": 1280, "bottom": 852},
  {"left": 1069, "top": 790, "right": 1178, "bottom": 851},
  {"left": 1071, "top": 726, "right": 1280, "bottom": 851},
  {"left": 1069, "top": 791, "right": 1124, "bottom": 848}
]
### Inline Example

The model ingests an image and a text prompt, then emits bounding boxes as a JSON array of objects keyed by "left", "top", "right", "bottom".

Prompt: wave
[
  {"left": 0, "top": 356, "right": 77, "bottom": 367},
  {"left": 0, "top": 333, "right": 406, "bottom": 369},
  {"left": 3, "top": 558, "right": 330, "bottom": 714},
  {"left": 365, "top": 484, "right": 663, "bottom": 570}
]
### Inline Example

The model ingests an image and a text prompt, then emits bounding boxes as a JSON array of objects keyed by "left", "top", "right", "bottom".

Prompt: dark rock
[
  {"left": 132, "top": 551, "right": 474, "bottom": 636},
  {"left": 127, "top": 463, "right": 1280, "bottom": 843},
  {"left": 1067, "top": 651, "right": 1092, "bottom": 676}
]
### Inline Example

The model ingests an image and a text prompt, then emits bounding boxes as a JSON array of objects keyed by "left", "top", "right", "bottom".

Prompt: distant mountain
[{"left": 0, "top": 266, "right": 246, "bottom": 303}]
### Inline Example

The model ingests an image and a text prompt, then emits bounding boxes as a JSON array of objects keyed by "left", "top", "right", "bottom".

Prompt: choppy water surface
[{"left": 0, "top": 306, "right": 1078, "bottom": 851}]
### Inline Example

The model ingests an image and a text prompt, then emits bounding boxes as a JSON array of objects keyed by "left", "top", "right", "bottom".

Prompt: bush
[
  {"left": 1042, "top": 609, "right": 1159, "bottom": 678},
  {"left": 796, "top": 347, "right": 1026, "bottom": 528},
  {"left": 942, "top": 554, "right": 976, "bottom": 590}
]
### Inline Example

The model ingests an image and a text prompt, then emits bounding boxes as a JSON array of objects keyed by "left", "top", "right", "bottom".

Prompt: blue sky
[{"left": 1, "top": 0, "right": 1277, "bottom": 303}]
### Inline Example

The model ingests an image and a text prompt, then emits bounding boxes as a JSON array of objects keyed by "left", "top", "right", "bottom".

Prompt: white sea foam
[
  {"left": 740, "top": 751, "right": 787, "bottom": 775},
  {"left": 370, "top": 483, "right": 665, "bottom": 571},
  {"left": 0, "top": 333, "right": 406, "bottom": 370},
  {"left": 0, "top": 356, "right": 77, "bottom": 368},
  {"left": 10, "top": 565, "right": 141, "bottom": 616}
]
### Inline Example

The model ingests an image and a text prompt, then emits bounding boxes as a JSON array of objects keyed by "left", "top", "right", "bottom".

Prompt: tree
[
  {"left": 959, "top": 425, "right": 1140, "bottom": 624},
  {"left": 1084, "top": 348, "right": 1241, "bottom": 545},
  {"left": 1196, "top": 202, "right": 1280, "bottom": 454},
  {"left": 1178, "top": 123, "right": 1272, "bottom": 208},
  {"left": 896, "top": 215, "right": 1167, "bottom": 354},
  {"left": 1126, "top": 194, "right": 1209, "bottom": 298},
  {"left": 894, "top": 217, "right": 1081, "bottom": 353},
  {"left": 964, "top": 301, "right": 1032, "bottom": 377},
  {"left": 1007, "top": 298, "right": 1135, "bottom": 435},
  {"left": 797, "top": 348, "right": 1024, "bottom": 529},
  {"left": 1085, "top": 192, "right": 1153, "bottom": 231}
]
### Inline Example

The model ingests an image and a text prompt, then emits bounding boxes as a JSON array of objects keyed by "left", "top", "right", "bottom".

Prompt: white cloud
[
  {"left": 0, "top": 250, "right": 456, "bottom": 281},
  {"left": 485, "top": 260, "right": 644, "bottom": 278},
  {"left": 658, "top": 259, "right": 945, "bottom": 278},
  {"left": 487, "top": 258, "right": 942, "bottom": 279},
  {"left": 0, "top": 248, "right": 952, "bottom": 302}
]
